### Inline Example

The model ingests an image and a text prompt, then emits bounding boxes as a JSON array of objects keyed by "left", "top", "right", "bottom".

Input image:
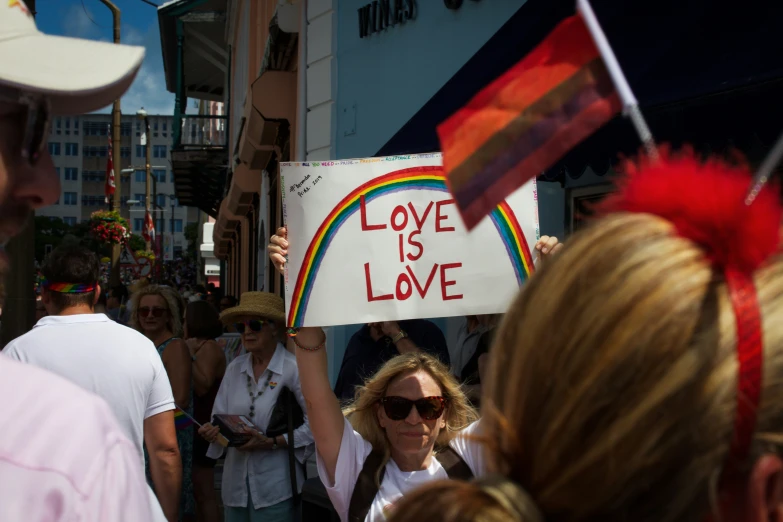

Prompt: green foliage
[
  {"left": 184, "top": 222, "right": 199, "bottom": 259},
  {"left": 34, "top": 216, "right": 72, "bottom": 261},
  {"left": 128, "top": 233, "right": 146, "bottom": 252}
]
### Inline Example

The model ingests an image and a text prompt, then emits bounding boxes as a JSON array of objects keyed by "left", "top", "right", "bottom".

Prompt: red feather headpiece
[{"left": 601, "top": 149, "right": 782, "bottom": 473}]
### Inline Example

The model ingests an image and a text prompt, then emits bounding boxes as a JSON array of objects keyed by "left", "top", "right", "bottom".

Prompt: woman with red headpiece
[{"left": 386, "top": 151, "right": 783, "bottom": 522}]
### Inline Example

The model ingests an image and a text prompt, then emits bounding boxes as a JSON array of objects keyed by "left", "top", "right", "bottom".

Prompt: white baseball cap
[{"left": 0, "top": 0, "right": 145, "bottom": 115}]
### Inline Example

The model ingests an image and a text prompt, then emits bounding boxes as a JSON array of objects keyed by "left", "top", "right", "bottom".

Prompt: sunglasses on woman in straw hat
[{"left": 219, "top": 292, "right": 286, "bottom": 333}]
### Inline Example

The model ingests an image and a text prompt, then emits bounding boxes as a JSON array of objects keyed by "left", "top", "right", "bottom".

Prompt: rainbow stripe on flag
[
  {"left": 438, "top": 14, "right": 621, "bottom": 230},
  {"left": 174, "top": 409, "right": 194, "bottom": 430}
]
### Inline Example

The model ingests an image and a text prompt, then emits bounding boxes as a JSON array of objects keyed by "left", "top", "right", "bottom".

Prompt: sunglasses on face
[
  {"left": 138, "top": 307, "right": 167, "bottom": 318},
  {"left": 0, "top": 88, "right": 50, "bottom": 166},
  {"left": 234, "top": 319, "right": 274, "bottom": 334},
  {"left": 380, "top": 396, "right": 448, "bottom": 421}
]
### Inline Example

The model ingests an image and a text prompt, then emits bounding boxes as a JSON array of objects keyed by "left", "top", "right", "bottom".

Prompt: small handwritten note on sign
[{"left": 280, "top": 154, "right": 539, "bottom": 328}]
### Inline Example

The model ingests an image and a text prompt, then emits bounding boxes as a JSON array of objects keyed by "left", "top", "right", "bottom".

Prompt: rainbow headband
[{"left": 41, "top": 278, "right": 97, "bottom": 294}]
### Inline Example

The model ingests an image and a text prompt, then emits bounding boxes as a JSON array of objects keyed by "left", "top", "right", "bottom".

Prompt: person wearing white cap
[{"left": 0, "top": 2, "right": 167, "bottom": 521}]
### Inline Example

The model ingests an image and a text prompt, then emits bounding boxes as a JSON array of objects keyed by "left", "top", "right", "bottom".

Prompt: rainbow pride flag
[
  {"left": 174, "top": 409, "right": 194, "bottom": 430},
  {"left": 438, "top": 14, "right": 621, "bottom": 230}
]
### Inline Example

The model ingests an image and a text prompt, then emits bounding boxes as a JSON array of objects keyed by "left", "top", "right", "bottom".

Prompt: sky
[{"left": 35, "top": 0, "right": 174, "bottom": 116}]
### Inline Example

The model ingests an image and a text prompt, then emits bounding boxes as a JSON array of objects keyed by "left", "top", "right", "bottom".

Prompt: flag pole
[
  {"left": 576, "top": 0, "right": 658, "bottom": 159},
  {"left": 745, "top": 130, "right": 783, "bottom": 205}
]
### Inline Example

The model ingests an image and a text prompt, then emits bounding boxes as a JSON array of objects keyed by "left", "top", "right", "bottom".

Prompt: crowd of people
[{"left": 2, "top": 3, "right": 783, "bottom": 522}]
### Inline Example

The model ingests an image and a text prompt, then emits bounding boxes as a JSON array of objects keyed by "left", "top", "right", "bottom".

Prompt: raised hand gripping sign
[{"left": 280, "top": 153, "right": 539, "bottom": 328}]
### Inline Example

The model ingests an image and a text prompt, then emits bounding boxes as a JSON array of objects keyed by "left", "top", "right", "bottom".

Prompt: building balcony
[
  {"left": 170, "top": 114, "right": 228, "bottom": 219},
  {"left": 174, "top": 114, "right": 228, "bottom": 150}
]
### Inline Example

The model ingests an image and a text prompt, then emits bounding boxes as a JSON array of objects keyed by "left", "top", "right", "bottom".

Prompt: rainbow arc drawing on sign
[{"left": 287, "top": 166, "right": 534, "bottom": 327}]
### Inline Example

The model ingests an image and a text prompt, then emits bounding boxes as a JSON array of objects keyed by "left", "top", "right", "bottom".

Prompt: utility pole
[
  {"left": 138, "top": 108, "right": 152, "bottom": 251},
  {"left": 1, "top": 0, "right": 37, "bottom": 347},
  {"left": 98, "top": 0, "right": 123, "bottom": 287}
]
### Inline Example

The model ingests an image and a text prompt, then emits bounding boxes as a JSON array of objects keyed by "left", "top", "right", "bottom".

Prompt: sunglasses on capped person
[
  {"left": 380, "top": 396, "right": 448, "bottom": 421},
  {"left": 0, "top": 87, "right": 50, "bottom": 166},
  {"left": 234, "top": 319, "right": 274, "bottom": 334},
  {"left": 138, "top": 306, "right": 168, "bottom": 318}
]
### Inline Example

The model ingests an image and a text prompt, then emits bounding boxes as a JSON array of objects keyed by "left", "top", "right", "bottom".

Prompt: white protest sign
[{"left": 281, "top": 153, "right": 539, "bottom": 328}]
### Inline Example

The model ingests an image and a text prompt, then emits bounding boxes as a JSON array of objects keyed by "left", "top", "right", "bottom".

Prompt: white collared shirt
[
  {"left": 3, "top": 313, "right": 175, "bottom": 463},
  {"left": 207, "top": 343, "right": 315, "bottom": 509}
]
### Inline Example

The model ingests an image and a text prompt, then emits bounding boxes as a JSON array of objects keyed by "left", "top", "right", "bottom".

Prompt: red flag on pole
[
  {"left": 142, "top": 210, "right": 155, "bottom": 243},
  {"left": 105, "top": 124, "right": 116, "bottom": 204}
]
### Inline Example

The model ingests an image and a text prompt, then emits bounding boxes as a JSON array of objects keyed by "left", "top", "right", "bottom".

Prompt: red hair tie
[{"left": 600, "top": 150, "right": 781, "bottom": 472}]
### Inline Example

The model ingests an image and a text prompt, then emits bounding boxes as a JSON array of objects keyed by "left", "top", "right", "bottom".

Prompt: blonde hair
[
  {"left": 389, "top": 212, "right": 783, "bottom": 522},
  {"left": 130, "top": 284, "right": 184, "bottom": 338},
  {"left": 343, "top": 352, "right": 479, "bottom": 482}
]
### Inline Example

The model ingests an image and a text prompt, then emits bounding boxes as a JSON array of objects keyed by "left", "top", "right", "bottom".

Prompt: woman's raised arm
[{"left": 269, "top": 227, "right": 345, "bottom": 483}]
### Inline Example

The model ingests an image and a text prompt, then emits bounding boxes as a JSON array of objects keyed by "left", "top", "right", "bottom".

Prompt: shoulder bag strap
[
  {"left": 436, "top": 446, "right": 474, "bottom": 480},
  {"left": 286, "top": 390, "right": 300, "bottom": 504},
  {"left": 348, "top": 450, "right": 386, "bottom": 522}
]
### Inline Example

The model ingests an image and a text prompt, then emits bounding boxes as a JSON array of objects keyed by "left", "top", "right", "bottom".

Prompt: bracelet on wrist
[
  {"left": 292, "top": 330, "right": 326, "bottom": 351},
  {"left": 391, "top": 329, "right": 407, "bottom": 344}
]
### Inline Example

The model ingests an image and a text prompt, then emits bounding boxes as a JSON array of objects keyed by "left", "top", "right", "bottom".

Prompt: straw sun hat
[{"left": 219, "top": 291, "right": 286, "bottom": 325}]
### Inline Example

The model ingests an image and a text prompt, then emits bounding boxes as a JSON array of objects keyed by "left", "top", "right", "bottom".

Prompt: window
[
  {"left": 173, "top": 219, "right": 183, "bottom": 233},
  {"left": 65, "top": 118, "right": 70, "bottom": 129},
  {"left": 153, "top": 169, "right": 166, "bottom": 183},
  {"left": 82, "top": 122, "right": 109, "bottom": 136},
  {"left": 120, "top": 122, "right": 131, "bottom": 137},
  {"left": 153, "top": 121, "right": 159, "bottom": 137},
  {"left": 156, "top": 194, "right": 166, "bottom": 208},
  {"left": 55, "top": 118, "right": 61, "bottom": 134},
  {"left": 48, "top": 142, "right": 60, "bottom": 155},
  {"left": 83, "top": 146, "right": 107, "bottom": 157},
  {"left": 63, "top": 217, "right": 77, "bottom": 226},
  {"left": 55, "top": 167, "right": 60, "bottom": 178},
  {"left": 135, "top": 193, "right": 146, "bottom": 205},
  {"left": 64, "top": 168, "right": 78, "bottom": 181},
  {"left": 170, "top": 171, "right": 176, "bottom": 183},
  {"left": 153, "top": 145, "right": 167, "bottom": 158},
  {"left": 64, "top": 143, "right": 78, "bottom": 156},
  {"left": 136, "top": 122, "right": 141, "bottom": 137},
  {"left": 136, "top": 145, "right": 146, "bottom": 158},
  {"left": 120, "top": 147, "right": 131, "bottom": 158},
  {"left": 134, "top": 218, "right": 144, "bottom": 232},
  {"left": 73, "top": 117, "right": 79, "bottom": 135},
  {"left": 63, "top": 192, "right": 77, "bottom": 205},
  {"left": 162, "top": 122, "right": 168, "bottom": 131},
  {"left": 156, "top": 219, "right": 165, "bottom": 232},
  {"left": 135, "top": 170, "right": 146, "bottom": 183}
]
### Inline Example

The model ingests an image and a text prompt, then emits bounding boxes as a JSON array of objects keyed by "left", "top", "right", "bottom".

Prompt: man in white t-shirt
[{"left": 4, "top": 244, "right": 182, "bottom": 521}]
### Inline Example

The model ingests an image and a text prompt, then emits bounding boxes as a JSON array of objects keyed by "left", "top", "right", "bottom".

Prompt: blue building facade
[{"left": 319, "top": 0, "right": 613, "bottom": 384}]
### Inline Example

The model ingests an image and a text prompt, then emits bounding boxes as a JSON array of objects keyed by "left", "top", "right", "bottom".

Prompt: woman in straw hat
[
  {"left": 385, "top": 151, "right": 783, "bottom": 522},
  {"left": 197, "top": 292, "right": 313, "bottom": 522}
]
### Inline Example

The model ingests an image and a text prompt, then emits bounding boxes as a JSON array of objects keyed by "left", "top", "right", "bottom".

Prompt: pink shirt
[{"left": 0, "top": 353, "right": 157, "bottom": 521}]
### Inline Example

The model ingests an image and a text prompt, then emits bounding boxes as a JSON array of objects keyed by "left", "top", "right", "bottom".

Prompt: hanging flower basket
[
  {"left": 135, "top": 250, "right": 156, "bottom": 262},
  {"left": 88, "top": 210, "right": 131, "bottom": 245}
]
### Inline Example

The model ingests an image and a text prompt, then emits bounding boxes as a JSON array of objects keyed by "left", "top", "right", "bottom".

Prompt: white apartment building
[{"left": 39, "top": 113, "right": 201, "bottom": 260}]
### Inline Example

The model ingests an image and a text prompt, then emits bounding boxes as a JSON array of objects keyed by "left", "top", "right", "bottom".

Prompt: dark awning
[{"left": 377, "top": 0, "right": 783, "bottom": 182}]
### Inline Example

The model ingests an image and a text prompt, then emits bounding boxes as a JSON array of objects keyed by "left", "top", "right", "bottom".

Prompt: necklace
[{"left": 246, "top": 371, "right": 273, "bottom": 419}]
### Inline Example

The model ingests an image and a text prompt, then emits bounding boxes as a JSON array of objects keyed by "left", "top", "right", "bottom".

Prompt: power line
[
  {"left": 81, "top": 0, "right": 105, "bottom": 27},
  {"left": 138, "top": 0, "right": 159, "bottom": 6}
]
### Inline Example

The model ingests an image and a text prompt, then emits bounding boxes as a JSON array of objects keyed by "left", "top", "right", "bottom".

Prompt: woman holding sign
[{"left": 268, "top": 228, "right": 559, "bottom": 522}]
